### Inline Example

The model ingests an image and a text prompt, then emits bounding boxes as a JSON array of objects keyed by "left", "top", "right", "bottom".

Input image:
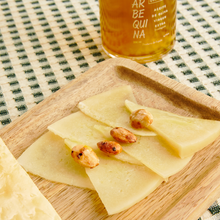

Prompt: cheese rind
[
  {"left": 0, "top": 137, "right": 61, "bottom": 220},
  {"left": 18, "top": 131, "right": 94, "bottom": 190}
]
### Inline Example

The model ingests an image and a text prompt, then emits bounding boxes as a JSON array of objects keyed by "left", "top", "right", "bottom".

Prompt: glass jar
[{"left": 99, "top": 0, "right": 176, "bottom": 63}]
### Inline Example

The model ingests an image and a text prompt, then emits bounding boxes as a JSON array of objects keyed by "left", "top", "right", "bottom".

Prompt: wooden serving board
[{"left": 1, "top": 58, "right": 220, "bottom": 220}]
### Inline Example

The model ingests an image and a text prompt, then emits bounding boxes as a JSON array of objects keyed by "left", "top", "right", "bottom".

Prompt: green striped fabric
[{"left": 0, "top": 0, "right": 220, "bottom": 219}]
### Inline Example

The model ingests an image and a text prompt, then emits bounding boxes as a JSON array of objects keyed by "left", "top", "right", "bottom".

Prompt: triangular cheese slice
[
  {"left": 18, "top": 131, "right": 94, "bottom": 190},
  {"left": 77, "top": 85, "right": 156, "bottom": 136},
  {"left": 85, "top": 152, "right": 163, "bottom": 215},
  {"left": 93, "top": 124, "right": 143, "bottom": 165},
  {"left": 0, "top": 137, "right": 61, "bottom": 220},
  {"left": 94, "top": 124, "right": 192, "bottom": 178},
  {"left": 48, "top": 111, "right": 105, "bottom": 148},
  {"left": 125, "top": 100, "right": 220, "bottom": 158},
  {"left": 48, "top": 111, "right": 142, "bottom": 165},
  {"left": 122, "top": 136, "right": 192, "bottom": 178}
]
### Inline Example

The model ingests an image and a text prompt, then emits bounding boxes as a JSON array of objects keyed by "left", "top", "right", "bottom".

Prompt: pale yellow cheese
[
  {"left": 125, "top": 100, "right": 220, "bottom": 158},
  {"left": 18, "top": 133, "right": 162, "bottom": 216},
  {"left": 48, "top": 111, "right": 142, "bottom": 165},
  {"left": 0, "top": 137, "right": 61, "bottom": 220},
  {"left": 77, "top": 85, "right": 156, "bottom": 136},
  {"left": 94, "top": 124, "right": 192, "bottom": 178},
  {"left": 94, "top": 124, "right": 113, "bottom": 140},
  {"left": 122, "top": 136, "right": 192, "bottom": 178},
  {"left": 18, "top": 131, "right": 94, "bottom": 190},
  {"left": 48, "top": 111, "right": 105, "bottom": 148},
  {"left": 85, "top": 153, "right": 163, "bottom": 215},
  {"left": 16, "top": 85, "right": 214, "bottom": 217},
  {"left": 65, "top": 139, "right": 163, "bottom": 215},
  {"left": 93, "top": 124, "right": 143, "bottom": 165}
]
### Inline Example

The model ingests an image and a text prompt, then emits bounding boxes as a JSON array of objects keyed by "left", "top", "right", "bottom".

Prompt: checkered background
[{"left": 0, "top": 0, "right": 220, "bottom": 219}]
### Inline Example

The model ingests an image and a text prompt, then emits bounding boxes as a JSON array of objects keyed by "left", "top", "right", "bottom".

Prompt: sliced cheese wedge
[
  {"left": 18, "top": 131, "right": 94, "bottom": 190},
  {"left": 122, "top": 136, "right": 192, "bottom": 178},
  {"left": 94, "top": 124, "right": 143, "bottom": 165},
  {"left": 0, "top": 137, "right": 61, "bottom": 220},
  {"left": 48, "top": 111, "right": 105, "bottom": 148},
  {"left": 77, "top": 85, "right": 156, "bottom": 136},
  {"left": 48, "top": 111, "right": 142, "bottom": 165},
  {"left": 125, "top": 100, "right": 220, "bottom": 158},
  {"left": 94, "top": 124, "right": 192, "bottom": 178},
  {"left": 94, "top": 124, "right": 113, "bottom": 140},
  {"left": 85, "top": 153, "right": 163, "bottom": 215}
]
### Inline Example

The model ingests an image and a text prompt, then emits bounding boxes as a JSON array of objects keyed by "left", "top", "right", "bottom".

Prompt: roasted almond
[
  {"left": 71, "top": 145, "right": 99, "bottom": 168},
  {"left": 110, "top": 127, "right": 137, "bottom": 143},
  {"left": 97, "top": 140, "right": 122, "bottom": 155},
  {"left": 130, "top": 109, "right": 153, "bottom": 129}
]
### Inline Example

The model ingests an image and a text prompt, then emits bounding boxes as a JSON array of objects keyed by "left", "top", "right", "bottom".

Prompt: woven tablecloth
[{"left": 0, "top": 0, "right": 220, "bottom": 219}]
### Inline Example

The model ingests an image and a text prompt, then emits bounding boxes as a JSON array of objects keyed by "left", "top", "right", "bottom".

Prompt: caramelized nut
[
  {"left": 71, "top": 145, "right": 99, "bottom": 168},
  {"left": 130, "top": 109, "right": 153, "bottom": 129},
  {"left": 97, "top": 140, "right": 122, "bottom": 155},
  {"left": 110, "top": 127, "right": 137, "bottom": 143}
]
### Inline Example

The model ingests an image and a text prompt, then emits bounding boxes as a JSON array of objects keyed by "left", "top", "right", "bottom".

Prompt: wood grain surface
[{"left": 1, "top": 58, "right": 220, "bottom": 220}]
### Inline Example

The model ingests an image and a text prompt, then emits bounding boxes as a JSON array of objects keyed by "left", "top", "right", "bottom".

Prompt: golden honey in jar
[{"left": 99, "top": 0, "right": 176, "bottom": 63}]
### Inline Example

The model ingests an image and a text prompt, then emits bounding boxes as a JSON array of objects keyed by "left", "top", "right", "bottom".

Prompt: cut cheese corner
[
  {"left": 0, "top": 137, "right": 61, "bottom": 220},
  {"left": 86, "top": 155, "right": 163, "bottom": 215},
  {"left": 125, "top": 99, "right": 220, "bottom": 158},
  {"left": 77, "top": 85, "right": 156, "bottom": 137},
  {"left": 18, "top": 131, "right": 95, "bottom": 190}
]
